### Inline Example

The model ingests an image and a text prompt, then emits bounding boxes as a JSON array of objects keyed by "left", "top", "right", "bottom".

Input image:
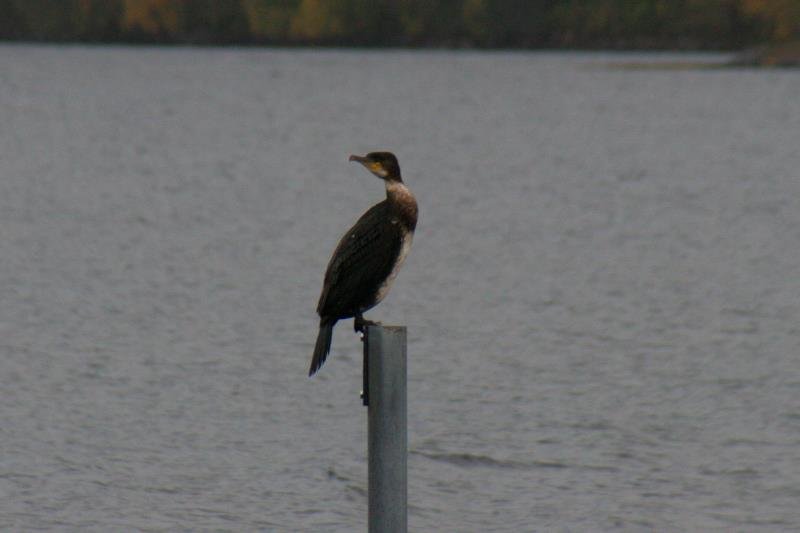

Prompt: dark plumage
[{"left": 309, "top": 152, "right": 418, "bottom": 376}]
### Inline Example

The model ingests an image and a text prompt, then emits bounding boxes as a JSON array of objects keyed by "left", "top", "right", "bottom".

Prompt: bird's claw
[{"left": 354, "top": 316, "right": 380, "bottom": 334}]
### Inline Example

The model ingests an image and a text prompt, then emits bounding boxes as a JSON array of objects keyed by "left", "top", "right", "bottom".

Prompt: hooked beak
[{"left": 349, "top": 153, "right": 387, "bottom": 178}]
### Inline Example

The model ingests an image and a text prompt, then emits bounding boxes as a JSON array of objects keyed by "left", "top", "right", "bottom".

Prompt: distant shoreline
[
  {"left": 729, "top": 41, "right": 800, "bottom": 67},
  {"left": 2, "top": 0, "right": 797, "bottom": 59}
]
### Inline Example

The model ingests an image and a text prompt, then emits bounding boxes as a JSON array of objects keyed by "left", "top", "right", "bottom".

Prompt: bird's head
[{"left": 349, "top": 152, "right": 401, "bottom": 182}]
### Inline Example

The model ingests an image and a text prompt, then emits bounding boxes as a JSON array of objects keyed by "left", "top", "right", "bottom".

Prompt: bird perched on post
[{"left": 309, "top": 152, "right": 418, "bottom": 376}]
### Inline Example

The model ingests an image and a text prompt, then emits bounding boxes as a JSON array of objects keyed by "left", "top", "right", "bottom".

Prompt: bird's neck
[{"left": 385, "top": 180, "right": 418, "bottom": 231}]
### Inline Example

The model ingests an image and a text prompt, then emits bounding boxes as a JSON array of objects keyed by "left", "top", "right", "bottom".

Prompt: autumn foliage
[
  {"left": 741, "top": 0, "right": 800, "bottom": 41},
  {"left": 0, "top": 0, "right": 797, "bottom": 48},
  {"left": 122, "top": 0, "right": 182, "bottom": 36}
]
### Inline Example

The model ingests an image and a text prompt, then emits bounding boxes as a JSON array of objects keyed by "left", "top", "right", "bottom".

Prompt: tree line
[{"left": 0, "top": 0, "right": 797, "bottom": 49}]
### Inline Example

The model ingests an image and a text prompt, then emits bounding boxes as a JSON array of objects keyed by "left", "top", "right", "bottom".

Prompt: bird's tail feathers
[{"left": 309, "top": 320, "right": 335, "bottom": 376}]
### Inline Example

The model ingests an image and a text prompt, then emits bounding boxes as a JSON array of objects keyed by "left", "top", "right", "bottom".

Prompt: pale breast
[{"left": 371, "top": 228, "right": 413, "bottom": 307}]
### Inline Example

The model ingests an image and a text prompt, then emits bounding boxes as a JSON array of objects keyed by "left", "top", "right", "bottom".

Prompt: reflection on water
[{"left": 1, "top": 45, "right": 799, "bottom": 531}]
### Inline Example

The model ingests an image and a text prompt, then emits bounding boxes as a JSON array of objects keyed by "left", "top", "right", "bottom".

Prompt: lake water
[{"left": 1, "top": 44, "right": 799, "bottom": 532}]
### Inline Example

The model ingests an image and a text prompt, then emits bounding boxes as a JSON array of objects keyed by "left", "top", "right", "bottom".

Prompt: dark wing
[{"left": 317, "top": 201, "right": 402, "bottom": 319}]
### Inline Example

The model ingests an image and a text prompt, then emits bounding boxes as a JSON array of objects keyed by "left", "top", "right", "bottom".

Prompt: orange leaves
[
  {"left": 288, "top": 0, "right": 345, "bottom": 41},
  {"left": 122, "top": 0, "right": 183, "bottom": 35},
  {"left": 741, "top": 0, "right": 800, "bottom": 40}
]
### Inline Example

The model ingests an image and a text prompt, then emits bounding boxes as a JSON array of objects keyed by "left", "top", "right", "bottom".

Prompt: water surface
[{"left": 1, "top": 45, "right": 799, "bottom": 531}]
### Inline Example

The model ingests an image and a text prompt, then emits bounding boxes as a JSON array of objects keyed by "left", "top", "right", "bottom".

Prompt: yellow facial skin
[
  {"left": 349, "top": 154, "right": 389, "bottom": 179},
  {"left": 368, "top": 162, "right": 388, "bottom": 177}
]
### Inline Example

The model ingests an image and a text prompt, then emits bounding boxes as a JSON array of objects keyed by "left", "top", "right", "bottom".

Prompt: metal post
[{"left": 365, "top": 325, "right": 407, "bottom": 533}]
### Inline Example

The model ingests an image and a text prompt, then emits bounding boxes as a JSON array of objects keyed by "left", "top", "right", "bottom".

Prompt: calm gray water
[{"left": 1, "top": 45, "right": 799, "bottom": 532}]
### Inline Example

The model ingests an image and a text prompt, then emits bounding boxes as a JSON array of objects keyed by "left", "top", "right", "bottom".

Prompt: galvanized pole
[{"left": 364, "top": 325, "right": 407, "bottom": 533}]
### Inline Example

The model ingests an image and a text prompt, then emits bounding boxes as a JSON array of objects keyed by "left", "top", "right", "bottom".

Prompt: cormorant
[{"left": 309, "top": 152, "right": 418, "bottom": 376}]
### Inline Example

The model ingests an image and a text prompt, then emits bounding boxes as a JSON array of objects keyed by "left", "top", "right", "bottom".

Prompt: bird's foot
[{"left": 354, "top": 316, "right": 380, "bottom": 336}]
